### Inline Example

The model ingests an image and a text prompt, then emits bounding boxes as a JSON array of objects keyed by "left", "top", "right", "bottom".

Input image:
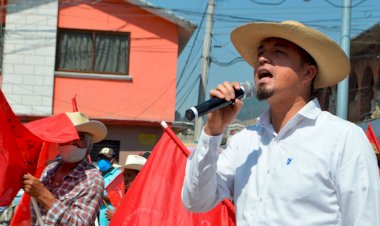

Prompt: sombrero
[
  {"left": 230, "top": 20, "right": 350, "bottom": 89},
  {"left": 120, "top": 154, "right": 147, "bottom": 171},
  {"left": 65, "top": 112, "right": 107, "bottom": 143}
]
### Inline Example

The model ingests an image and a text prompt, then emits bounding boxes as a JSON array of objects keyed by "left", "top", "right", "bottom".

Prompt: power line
[
  {"left": 176, "top": 76, "right": 200, "bottom": 111},
  {"left": 211, "top": 57, "right": 244, "bottom": 67},
  {"left": 322, "top": 0, "right": 367, "bottom": 8},
  {"left": 176, "top": 2, "right": 208, "bottom": 87},
  {"left": 248, "top": 0, "right": 287, "bottom": 6},
  {"left": 176, "top": 56, "right": 202, "bottom": 97}
]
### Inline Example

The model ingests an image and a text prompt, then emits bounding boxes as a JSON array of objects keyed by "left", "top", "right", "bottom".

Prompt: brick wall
[{"left": 2, "top": 0, "right": 58, "bottom": 115}]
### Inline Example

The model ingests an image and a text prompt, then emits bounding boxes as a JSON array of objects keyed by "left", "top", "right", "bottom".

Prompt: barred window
[{"left": 56, "top": 29, "right": 130, "bottom": 75}]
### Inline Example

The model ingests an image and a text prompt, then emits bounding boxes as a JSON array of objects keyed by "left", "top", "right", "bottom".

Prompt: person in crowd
[
  {"left": 105, "top": 154, "right": 148, "bottom": 221},
  {"left": 21, "top": 112, "right": 107, "bottom": 225},
  {"left": 97, "top": 147, "right": 122, "bottom": 226},
  {"left": 182, "top": 20, "right": 380, "bottom": 226}
]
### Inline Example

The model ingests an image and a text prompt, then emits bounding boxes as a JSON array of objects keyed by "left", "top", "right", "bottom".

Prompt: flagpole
[
  {"left": 160, "top": 121, "right": 235, "bottom": 215},
  {"left": 31, "top": 197, "right": 45, "bottom": 226},
  {"left": 160, "top": 121, "right": 190, "bottom": 157}
]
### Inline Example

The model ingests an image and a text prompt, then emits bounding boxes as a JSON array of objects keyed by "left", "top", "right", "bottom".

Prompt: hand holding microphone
[{"left": 185, "top": 81, "right": 255, "bottom": 121}]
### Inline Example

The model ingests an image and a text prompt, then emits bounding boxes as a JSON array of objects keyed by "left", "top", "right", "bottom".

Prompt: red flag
[
  {"left": 0, "top": 91, "right": 42, "bottom": 206},
  {"left": 25, "top": 113, "right": 79, "bottom": 143},
  {"left": 366, "top": 123, "right": 380, "bottom": 154},
  {"left": 105, "top": 170, "right": 125, "bottom": 207},
  {"left": 110, "top": 122, "right": 236, "bottom": 226},
  {"left": 10, "top": 142, "right": 59, "bottom": 226}
]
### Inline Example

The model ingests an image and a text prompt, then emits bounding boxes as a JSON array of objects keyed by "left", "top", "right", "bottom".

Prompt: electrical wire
[
  {"left": 176, "top": 2, "right": 208, "bottom": 87},
  {"left": 248, "top": 0, "right": 287, "bottom": 6},
  {"left": 322, "top": 0, "right": 368, "bottom": 8},
  {"left": 211, "top": 57, "right": 244, "bottom": 67}
]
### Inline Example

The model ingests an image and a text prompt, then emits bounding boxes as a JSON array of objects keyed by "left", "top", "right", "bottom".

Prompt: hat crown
[
  {"left": 281, "top": 20, "right": 304, "bottom": 26},
  {"left": 64, "top": 112, "right": 107, "bottom": 143},
  {"left": 65, "top": 112, "right": 90, "bottom": 127},
  {"left": 99, "top": 147, "right": 115, "bottom": 157},
  {"left": 121, "top": 154, "right": 147, "bottom": 171},
  {"left": 124, "top": 155, "right": 146, "bottom": 166}
]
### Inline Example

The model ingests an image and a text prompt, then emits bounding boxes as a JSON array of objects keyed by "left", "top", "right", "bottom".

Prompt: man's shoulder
[
  {"left": 79, "top": 160, "right": 103, "bottom": 181},
  {"left": 319, "top": 110, "right": 357, "bottom": 129},
  {"left": 317, "top": 111, "right": 368, "bottom": 141}
]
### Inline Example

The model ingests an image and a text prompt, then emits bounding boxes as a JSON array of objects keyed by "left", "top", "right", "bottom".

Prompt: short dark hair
[
  {"left": 297, "top": 46, "right": 320, "bottom": 97},
  {"left": 298, "top": 46, "right": 317, "bottom": 68}
]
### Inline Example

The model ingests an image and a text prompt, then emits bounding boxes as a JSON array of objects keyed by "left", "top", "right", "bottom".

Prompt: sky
[{"left": 148, "top": 0, "right": 380, "bottom": 119}]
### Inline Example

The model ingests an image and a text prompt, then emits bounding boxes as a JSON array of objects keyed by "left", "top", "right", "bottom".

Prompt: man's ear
[{"left": 303, "top": 65, "right": 317, "bottom": 83}]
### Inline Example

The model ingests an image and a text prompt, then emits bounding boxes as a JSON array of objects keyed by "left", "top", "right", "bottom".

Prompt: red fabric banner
[
  {"left": 105, "top": 170, "right": 125, "bottom": 208},
  {"left": 0, "top": 89, "right": 77, "bottom": 223},
  {"left": 10, "top": 142, "right": 59, "bottom": 226},
  {"left": 366, "top": 123, "right": 380, "bottom": 154},
  {"left": 109, "top": 123, "right": 236, "bottom": 226},
  {"left": 0, "top": 91, "right": 42, "bottom": 206},
  {"left": 25, "top": 113, "right": 79, "bottom": 143}
]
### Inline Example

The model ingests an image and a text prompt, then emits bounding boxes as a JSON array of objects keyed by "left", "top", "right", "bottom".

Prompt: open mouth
[{"left": 258, "top": 69, "right": 273, "bottom": 80}]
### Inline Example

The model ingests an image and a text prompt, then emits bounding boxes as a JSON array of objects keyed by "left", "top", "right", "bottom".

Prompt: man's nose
[{"left": 258, "top": 54, "right": 270, "bottom": 65}]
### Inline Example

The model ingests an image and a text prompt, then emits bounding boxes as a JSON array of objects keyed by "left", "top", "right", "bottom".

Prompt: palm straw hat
[
  {"left": 120, "top": 155, "right": 147, "bottom": 171},
  {"left": 65, "top": 112, "right": 107, "bottom": 143},
  {"left": 230, "top": 20, "right": 350, "bottom": 89}
]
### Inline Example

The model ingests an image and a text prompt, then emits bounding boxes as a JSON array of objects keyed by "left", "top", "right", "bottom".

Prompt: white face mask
[{"left": 58, "top": 145, "right": 87, "bottom": 163}]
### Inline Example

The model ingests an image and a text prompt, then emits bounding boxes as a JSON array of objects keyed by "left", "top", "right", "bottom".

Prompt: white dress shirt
[{"left": 182, "top": 99, "right": 380, "bottom": 226}]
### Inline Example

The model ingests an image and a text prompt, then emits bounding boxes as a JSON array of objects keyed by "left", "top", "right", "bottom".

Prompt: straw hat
[
  {"left": 230, "top": 20, "right": 350, "bottom": 89},
  {"left": 120, "top": 155, "right": 147, "bottom": 171},
  {"left": 65, "top": 112, "right": 107, "bottom": 143}
]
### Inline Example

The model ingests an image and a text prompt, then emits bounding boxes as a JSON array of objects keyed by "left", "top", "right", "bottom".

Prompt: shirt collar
[
  {"left": 68, "top": 158, "right": 91, "bottom": 178},
  {"left": 256, "top": 98, "right": 321, "bottom": 128}
]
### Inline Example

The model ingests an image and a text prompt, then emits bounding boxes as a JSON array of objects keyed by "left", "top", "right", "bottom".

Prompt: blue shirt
[{"left": 99, "top": 167, "right": 122, "bottom": 226}]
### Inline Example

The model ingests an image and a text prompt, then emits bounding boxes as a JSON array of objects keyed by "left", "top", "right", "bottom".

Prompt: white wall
[{"left": 2, "top": 0, "right": 58, "bottom": 115}]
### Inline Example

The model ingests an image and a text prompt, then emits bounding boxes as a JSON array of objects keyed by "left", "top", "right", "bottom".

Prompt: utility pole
[
  {"left": 194, "top": 0, "right": 215, "bottom": 142},
  {"left": 336, "top": 0, "right": 351, "bottom": 119}
]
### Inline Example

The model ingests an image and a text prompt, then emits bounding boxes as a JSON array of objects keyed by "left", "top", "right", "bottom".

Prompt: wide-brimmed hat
[
  {"left": 230, "top": 20, "right": 350, "bottom": 89},
  {"left": 120, "top": 155, "right": 146, "bottom": 171},
  {"left": 98, "top": 147, "right": 115, "bottom": 158},
  {"left": 65, "top": 112, "right": 107, "bottom": 143}
]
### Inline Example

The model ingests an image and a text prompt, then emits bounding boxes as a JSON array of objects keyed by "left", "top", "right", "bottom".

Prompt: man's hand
[
  {"left": 21, "top": 174, "right": 56, "bottom": 209},
  {"left": 205, "top": 81, "right": 244, "bottom": 136},
  {"left": 106, "top": 209, "right": 115, "bottom": 221}
]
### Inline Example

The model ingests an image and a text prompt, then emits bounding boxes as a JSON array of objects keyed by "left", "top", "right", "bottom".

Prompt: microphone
[{"left": 185, "top": 81, "right": 255, "bottom": 121}]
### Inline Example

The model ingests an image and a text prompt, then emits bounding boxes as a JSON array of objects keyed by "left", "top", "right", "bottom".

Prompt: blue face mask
[{"left": 98, "top": 159, "right": 111, "bottom": 172}]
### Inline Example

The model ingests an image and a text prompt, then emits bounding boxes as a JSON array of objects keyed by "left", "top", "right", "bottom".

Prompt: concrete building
[
  {"left": 0, "top": 0, "right": 196, "bottom": 163},
  {"left": 317, "top": 22, "right": 380, "bottom": 124}
]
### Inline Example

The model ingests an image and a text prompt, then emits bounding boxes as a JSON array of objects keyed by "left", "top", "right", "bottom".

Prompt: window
[{"left": 56, "top": 29, "right": 130, "bottom": 75}]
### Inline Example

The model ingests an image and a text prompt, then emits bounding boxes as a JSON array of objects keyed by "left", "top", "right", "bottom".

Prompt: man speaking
[{"left": 182, "top": 20, "right": 380, "bottom": 226}]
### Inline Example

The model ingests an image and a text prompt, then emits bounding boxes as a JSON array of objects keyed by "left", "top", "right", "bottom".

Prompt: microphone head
[{"left": 240, "top": 81, "right": 255, "bottom": 99}]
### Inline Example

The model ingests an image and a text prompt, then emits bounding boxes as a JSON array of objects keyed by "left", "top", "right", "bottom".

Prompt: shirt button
[{"left": 259, "top": 197, "right": 262, "bottom": 202}]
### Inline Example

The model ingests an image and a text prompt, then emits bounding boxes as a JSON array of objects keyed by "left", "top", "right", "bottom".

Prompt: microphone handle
[{"left": 185, "top": 89, "right": 244, "bottom": 121}]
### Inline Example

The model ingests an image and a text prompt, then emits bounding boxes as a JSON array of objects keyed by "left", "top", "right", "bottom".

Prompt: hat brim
[
  {"left": 120, "top": 163, "right": 143, "bottom": 171},
  {"left": 98, "top": 153, "right": 113, "bottom": 158},
  {"left": 230, "top": 21, "right": 350, "bottom": 89},
  {"left": 75, "top": 121, "right": 107, "bottom": 143}
]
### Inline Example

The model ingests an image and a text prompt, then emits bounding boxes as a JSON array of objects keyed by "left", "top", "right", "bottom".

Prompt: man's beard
[{"left": 256, "top": 87, "right": 274, "bottom": 100}]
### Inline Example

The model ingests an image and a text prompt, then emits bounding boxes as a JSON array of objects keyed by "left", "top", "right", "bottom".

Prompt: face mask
[
  {"left": 58, "top": 145, "right": 87, "bottom": 163},
  {"left": 98, "top": 159, "right": 111, "bottom": 172}
]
